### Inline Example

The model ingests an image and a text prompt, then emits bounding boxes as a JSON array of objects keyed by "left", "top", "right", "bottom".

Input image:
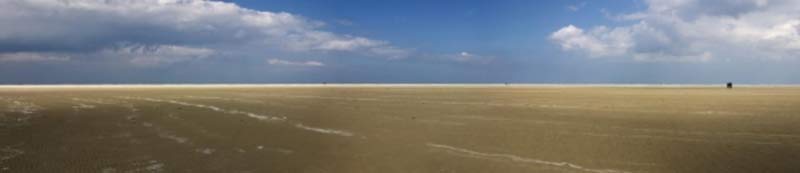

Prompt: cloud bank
[
  {"left": 551, "top": 0, "right": 800, "bottom": 62},
  {"left": 267, "top": 58, "right": 324, "bottom": 67},
  {"left": 0, "top": 0, "right": 408, "bottom": 65},
  {"left": 0, "top": 52, "right": 71, "bottom": 62}
]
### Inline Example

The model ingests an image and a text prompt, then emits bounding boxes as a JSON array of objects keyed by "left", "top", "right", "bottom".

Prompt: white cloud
[
  {"left": 100, "top": 44, "right": 215, "bottom": 66},
  {"left": 0, "top": 52, "right": 70, "bottom": 62},
  {"left": 567, "top": 2, "right": 587, "bottom": 12},
  {"left": 551, "top": 0, "right": 800, "bottom": 62},
  {"left": 0, "top": 0, "right": 408, "bottom": 65},
  {"left": 550, "top": 25, "right": 631, "bottom": 58},
  {"left": 450, "top": 51, "right": 493, "bottom": 64},
  {"left": 267, "top": 58, "right": 324, "bottom": 67}
]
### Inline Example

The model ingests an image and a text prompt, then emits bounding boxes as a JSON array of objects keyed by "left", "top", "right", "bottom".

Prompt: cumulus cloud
[
  {"left": 267, "top": 58, "right": 324, "bottom": 67},
  {"left": 550, "top": 25, "right": 631, "bottom": 58},
  {"left": 551, "top": 0, "right": 800, "bottom": 62},
  {"left": 0, "top": 0, "right": 408, "bottom": 65}
]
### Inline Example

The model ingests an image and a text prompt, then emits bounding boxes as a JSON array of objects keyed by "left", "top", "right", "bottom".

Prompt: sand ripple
[
  {"left": 0, "top": 144, "right": 24, "bottom": 163},
  {"left": 121, "top": 97, "right": 285, "bottom": 121},
  {"left": 294, "top": 123, "right": 354, "bottom": 137},
  {"left": 124, "top": 97, "right": 358, "bottom": 137},
  {"left": 427, "top": 143, "right": 629, "bottom": 173},
  {"left": 5, "top": 100, "right": 40, "bottom": 114}
]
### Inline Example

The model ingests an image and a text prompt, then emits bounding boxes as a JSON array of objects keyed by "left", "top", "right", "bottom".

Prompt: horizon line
[{"left": 0, "top": 83, "right": 799, "bottom": 88}]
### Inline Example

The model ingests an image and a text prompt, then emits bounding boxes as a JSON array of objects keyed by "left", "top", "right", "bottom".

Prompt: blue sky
[{"left": 0, "top": 0, "right": 799, "bottom": 84}]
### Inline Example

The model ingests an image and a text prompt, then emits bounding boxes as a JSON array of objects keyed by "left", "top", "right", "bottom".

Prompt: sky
[{"left": 1, "top": 0, "right": 799, "bottom": 84}]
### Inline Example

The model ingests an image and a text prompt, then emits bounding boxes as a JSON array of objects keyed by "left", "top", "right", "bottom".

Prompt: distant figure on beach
[{"left": 727, "top": 82, "right": 733, "bottom": 89}]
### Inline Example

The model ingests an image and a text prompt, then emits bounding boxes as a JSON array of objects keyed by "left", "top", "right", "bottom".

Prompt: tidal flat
[{"left": 1, "top": 85, "right": 799, "bottom": 172}]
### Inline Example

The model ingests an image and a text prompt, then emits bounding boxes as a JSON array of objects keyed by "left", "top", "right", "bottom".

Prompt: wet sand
[{"left": 1, "top": 85, "right": 800, "bottom": 172}]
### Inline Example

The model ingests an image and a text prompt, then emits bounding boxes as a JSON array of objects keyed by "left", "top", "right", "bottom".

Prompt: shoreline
[{"left": 0, "top": 83, "right": 798, "bottom": 88}]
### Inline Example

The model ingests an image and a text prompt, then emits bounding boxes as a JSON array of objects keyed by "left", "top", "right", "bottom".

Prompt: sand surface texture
[{"left": 1, "top": 86, "right": 799, "bottom": 172}]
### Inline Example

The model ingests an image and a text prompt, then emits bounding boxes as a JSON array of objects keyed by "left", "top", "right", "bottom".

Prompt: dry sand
[{"left": 1, "top": 85, "right": 799, "bottom": 172}]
